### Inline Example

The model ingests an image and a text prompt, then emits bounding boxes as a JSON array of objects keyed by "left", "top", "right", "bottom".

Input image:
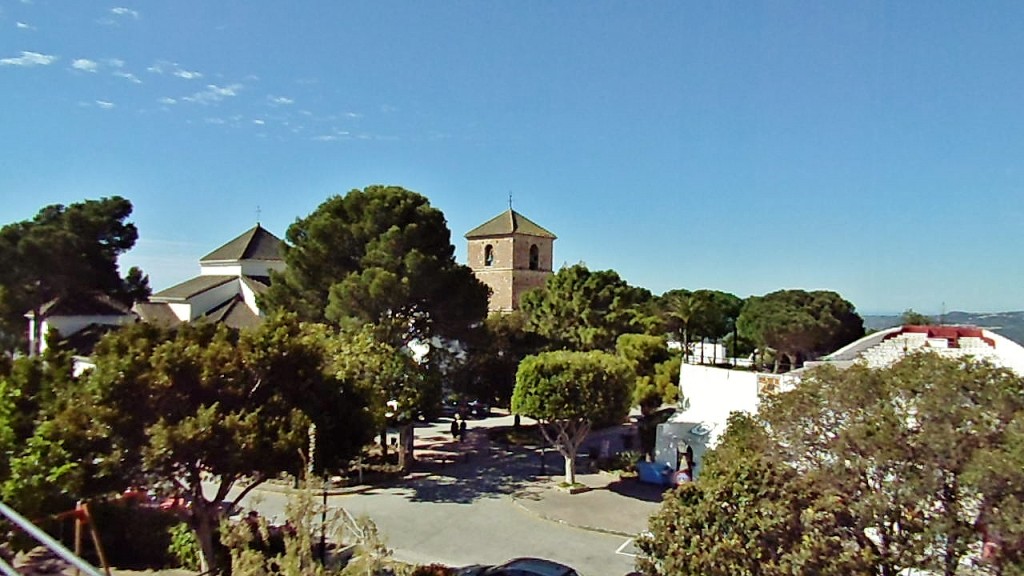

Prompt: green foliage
[
  {"left": 168, "top": 522, "right": 202, "bottom": 571},
  {"left": 0, "top": 351, "right": 84, "bottom": 516},
  {"left": 317, "top": 323, "right": 429, "bottom": 430},
  {"left": 640, "top": 354, "right": 1024, "bottom": 575},
  {"left": 58, "top": 314, "right": 375, "bottom": 573},
  {"left": 261, "top": 185, "right": 488, "bottom": 345},
  {"left": 0, "top": 196, "right": 145, "bottom": 351},
  {"left": 736, "top": 289, "right": 863, "bottom": 372},
  {"left": 900, "top": 308, "right": 933, "bottom": 325},
  {"left": 616, "top": 334, "right": 675, "bottom": 413},
  {"left": 221, "top": 478, "right": 337, "bottom": 576},
  {"left": 520, "top": 264, "right": 651, "bottom": 352},
  {"left": 459, "top": 311, "right": 544, "bottom": 406},
  {"left": 512, "top": 350, "right": 633, "bottom": 426},
  {"left": 513, "top": 350, "right": 633, "bottom": 484}
]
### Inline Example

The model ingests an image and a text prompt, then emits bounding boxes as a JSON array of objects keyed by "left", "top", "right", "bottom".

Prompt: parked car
[
  {"left": 466, "top": 399, "right": 491, "bottom": 418},
  {"left": 456, "top": 557, "right": 580, "bottom": 576}
]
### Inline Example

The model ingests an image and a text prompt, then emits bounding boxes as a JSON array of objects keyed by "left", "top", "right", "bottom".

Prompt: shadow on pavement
[
  {"left": 401, "top": 441, "right": 551, "bottom": 504},
  {"left": 604, "top": 478, "right": 671, "bottom": 503}
]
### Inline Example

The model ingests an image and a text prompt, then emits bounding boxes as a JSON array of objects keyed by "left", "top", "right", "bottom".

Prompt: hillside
[{"left": 863, "top": 311, "right": 1024, "bottom": 346}]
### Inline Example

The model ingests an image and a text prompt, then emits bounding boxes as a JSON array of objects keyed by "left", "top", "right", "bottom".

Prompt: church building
[{"left": 465, "top": 209, "right": 556, "bottom": 314}]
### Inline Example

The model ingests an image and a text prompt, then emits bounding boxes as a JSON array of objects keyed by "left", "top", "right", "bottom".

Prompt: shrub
[
  {"left": 167, "top": 522, "right": 201, "bottom": 571},
  {"left": 87, "top": 500, "right": 179, "bottom": 569}
]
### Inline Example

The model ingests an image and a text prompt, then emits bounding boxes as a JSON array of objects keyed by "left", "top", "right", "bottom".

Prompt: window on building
[
  {"left": 529, "top": 244, "right": 539, "bottom": 270},
  {"left": 485, "top": 244, "right": 494, "bottom": 266}
]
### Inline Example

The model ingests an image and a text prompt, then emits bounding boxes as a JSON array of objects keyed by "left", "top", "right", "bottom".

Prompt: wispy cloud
[
  {"left": 157, "top": 97, "right": 177, "bottom": 105},
  {"left": 0, "top": 51, "right": 57, "bottom": 67},
  {"left": 16, "top": 22, "right": 34, "bottom": 30},
  {"left": 113, "top": 70, "right": 141, "bottom": 84},
  {"left": 71, "top": 58, "right": 98, "bottom": 72},
  {"left": 95, "top": 100, "right": 115, "bottom": 109},
  {"left": 268, "top": 95, "right": 294, "bottom": 105},
  {"left": 182, "top": 83, "right": 243, "bottom": 104},
  {"left": 101, "top": 59, "right": 142, "bottom": 83},
  {"left": 252, "top": 119, "right": 265, "bottom": 125},
  {"left": 110, "top": 7, "right": 139, "bottom": 19},
  {"left": 173, "top": 68, "right": 202, "bottom": 80}
]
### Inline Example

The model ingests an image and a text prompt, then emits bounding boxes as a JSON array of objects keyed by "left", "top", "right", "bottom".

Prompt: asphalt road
[{"left": 225, "top": 415, "right": 641, "bottom": 576}]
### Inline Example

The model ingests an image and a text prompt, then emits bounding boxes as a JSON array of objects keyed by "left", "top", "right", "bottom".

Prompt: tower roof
[
  {"left": 465, "top": 209, "right": 556, "bottom": 239},
  {"left": 200, "top": 224, "right": 285, "bottom": 263}
]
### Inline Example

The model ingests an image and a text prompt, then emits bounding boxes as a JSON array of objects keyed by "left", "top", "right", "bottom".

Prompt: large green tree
[
  {"left": 639, "top": 354, "right": 1024, "bottom": 576},
  {"left": 512, "top": 350, "right": 633, "bottom": 484},
  {"left": 736, "top": 289, "right": 863, "bottom": 372},
  {"left": 261, "top": 185, "right": 488, "bottom": 345},
  {"left": 0, "top": 196, "right": 148, "bottom": 351},
  {"left": 63, "top": 316, "right": 373, "bottom": 573},
  {"left": 520, "top": 264, "right": 651, "bottom": 352},
  {"left": 656, "top": 289, "right": 742, "bottom": 362},
  {"left": 314, "top": 322, "right": 432, "bottom": 470},
  {"left": 615, "top": 333, "right": 675, "bottom": 415}
]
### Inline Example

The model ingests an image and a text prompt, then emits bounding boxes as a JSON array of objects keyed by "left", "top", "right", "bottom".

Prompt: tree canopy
[
  {"left": 261, "top": 185, "right": 488, "bottom": 344},
  {"left": 736, "top": 289, "right": 863, "bottom": 372},
  {"left": 520, "top": 264, "right": 651, "bottom": 352},
  {"left": 639, "top": 353, "right": 1024, "bottom": 576},
  {"left": 11, "top": 315, "right": 375, "bottom": 573},
  {"left": 512, "top": 350, "right": 633, "bottom": 484},
  {"left": 0, "top": 196, "right": 148, "bottom": 351}
]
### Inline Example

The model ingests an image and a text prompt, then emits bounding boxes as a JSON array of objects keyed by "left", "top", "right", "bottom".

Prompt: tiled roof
[
  {"left": 465, "top": 209, "right": 556, "bottom": 239},
  {"left": 150, "top": 275, "right": 236, "bottom": 302},
  {"left": 36, "top": 292, "right": 133, "bottom": 318},
  {"left": 200, "top": 224, "right": 285, "bottom": 263},
  {"left": 201, "top": 296, "right": 261, "bottom": 330},
  {"left": 133, "top": 302, "right": 183, "bottom": 327},
  {"left": 240, "top": 275, "right": 271, "bottom": 294}
]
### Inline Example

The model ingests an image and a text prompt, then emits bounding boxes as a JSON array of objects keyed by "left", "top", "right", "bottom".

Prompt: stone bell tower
[{"left": 465, "top": 209, "right": 556, "bottom": 314}]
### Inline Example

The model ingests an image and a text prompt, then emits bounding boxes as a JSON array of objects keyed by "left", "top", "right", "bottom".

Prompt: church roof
[
  {"left": 200, "top": 224, "right": 285, "bottom": 263},
  {"left": 35, "top": 292, "right": 133, "bottom": 318},
  {"left": 150, "top": 275, "right": 236, "bottom": 302},
  {"left": 465, "top": 209, "right": 556, "bottom": 239},
  {"left": 133, "top": 302, "right": 183, "bottom": 327},
  {"left": 200, "top": 296, "right": 262, "bottom": 329}
]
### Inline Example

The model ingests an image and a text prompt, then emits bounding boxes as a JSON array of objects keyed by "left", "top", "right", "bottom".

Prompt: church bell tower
[{"left": 465, "top": 209, "right": 556, "bottom": 314}]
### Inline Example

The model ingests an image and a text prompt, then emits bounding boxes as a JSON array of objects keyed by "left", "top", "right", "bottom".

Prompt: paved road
[{"left": 226, "top": 414, "right": 645, "bottom": 576}]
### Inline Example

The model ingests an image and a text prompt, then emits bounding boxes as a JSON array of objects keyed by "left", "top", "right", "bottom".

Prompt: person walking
[
  {"left": 450, "top": 417, "right": 459, "bottom": 440},
  {"left": 459, "top": 418, "right": 467, "bottom": 442}
]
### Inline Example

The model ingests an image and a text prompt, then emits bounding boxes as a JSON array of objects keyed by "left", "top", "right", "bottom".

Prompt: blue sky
[{"left": 2, "top": 2, "right": 1023, "bottom": 314}]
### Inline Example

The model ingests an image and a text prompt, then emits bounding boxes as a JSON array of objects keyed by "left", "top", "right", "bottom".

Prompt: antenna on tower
[
  {"left": 940, "top": 301, "right": 946, "bottom": 325},
  {"left": 508, "top": 192, "right": 513, "bottom": 210},
  {"left": 256, "top": 205, "right": 262, "bottom": 226}
]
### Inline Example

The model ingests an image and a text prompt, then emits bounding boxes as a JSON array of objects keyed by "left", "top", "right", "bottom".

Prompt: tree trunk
[
  {"left": 379, "top": 428, "right": 388, "bottom": 458},
  {"left": 563, "top": 453, "right": 576, "bottom": 485},
  {"left": 397, "top": 422, "right": 415, "bottom": 471},
  {"left": 192, "top": 506, "right": 219, "bottom": 574}
]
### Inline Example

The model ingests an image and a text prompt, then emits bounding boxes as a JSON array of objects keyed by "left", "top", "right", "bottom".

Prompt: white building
[
  {"left": 135, "top": 224, "right": 285, "bottom": 329},
  {"left": 656, "top": 325, "right": 1024, "bottom": 479}
]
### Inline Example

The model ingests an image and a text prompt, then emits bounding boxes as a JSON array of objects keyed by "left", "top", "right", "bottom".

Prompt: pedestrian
[
  {"left": 459, "top": 418, "right": 467, "bottom": 442},
  {"left": 450, "top": 417, "right": 458, "bottom": 440}
]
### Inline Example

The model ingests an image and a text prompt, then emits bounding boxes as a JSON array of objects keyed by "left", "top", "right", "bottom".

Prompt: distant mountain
[{"left": 862, "top": 312, "right": 1024, "bottom": 346}]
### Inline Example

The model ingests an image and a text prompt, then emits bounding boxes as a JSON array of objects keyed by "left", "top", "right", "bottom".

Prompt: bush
[
  {"left": 87, "top": 500, "right": 179, "bottom": 569},
  {"left": 600, "top": 450, "right": 641, "bottom": 474},
  {"left": 168, "top": 522, "right": 201, "bottom": 571}
]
